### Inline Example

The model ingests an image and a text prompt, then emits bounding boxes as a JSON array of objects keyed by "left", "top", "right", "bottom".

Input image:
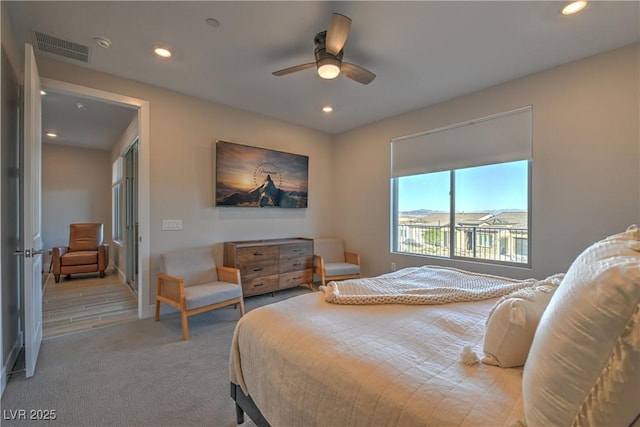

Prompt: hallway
[{"left": 42, "top": 269, "right": 137, "bottom": 339}]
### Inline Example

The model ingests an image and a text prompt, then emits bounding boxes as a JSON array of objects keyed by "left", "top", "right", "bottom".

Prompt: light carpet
[{"left": 2, "top": 287, "right": 312, "bottom": 427}]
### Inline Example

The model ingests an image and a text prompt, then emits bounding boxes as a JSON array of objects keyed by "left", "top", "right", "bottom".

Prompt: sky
[
  {"left": 397, "top": 160, "right": 528, "bottom": 212},
  {"left": 217, "top": 141, "right": 308, "bottom": 191}
]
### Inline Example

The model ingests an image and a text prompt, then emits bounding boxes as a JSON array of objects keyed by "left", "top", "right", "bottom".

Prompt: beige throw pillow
[{"left": 482, "top": 274, "right": 563, "bottom": 368}]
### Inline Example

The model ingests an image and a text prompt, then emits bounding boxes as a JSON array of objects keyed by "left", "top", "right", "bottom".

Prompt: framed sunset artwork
[{"left": 215, "top": 141, "right": 309, "bottom": 208}]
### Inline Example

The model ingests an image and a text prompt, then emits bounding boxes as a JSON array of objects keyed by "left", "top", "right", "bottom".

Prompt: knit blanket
[{"left": 320, "top": 265, "right": 536, "bottom": 305}]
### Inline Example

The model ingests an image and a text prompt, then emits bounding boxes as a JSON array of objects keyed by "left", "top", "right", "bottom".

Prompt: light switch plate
[{"left": 162, "top": 219, "right": 183, "bottom": 231}]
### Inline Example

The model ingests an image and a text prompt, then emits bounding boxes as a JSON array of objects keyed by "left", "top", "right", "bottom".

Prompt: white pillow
[
  {"left": 482, "top": 274, "right": 563, "bottom": 368},
  {"left": 523, "top": 225, "right": 640, "bottom": 426}
]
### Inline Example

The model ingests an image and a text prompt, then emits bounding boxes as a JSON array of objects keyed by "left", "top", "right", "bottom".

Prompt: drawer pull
[
  {"left": 253, "top": 252, "right": 263, "bottom": 256},
  {"left": 253, "top": 267, "right": 264, "bottom": 272},
  {"left": 254, "top": 283, "right": 264, "bottom": 287}
]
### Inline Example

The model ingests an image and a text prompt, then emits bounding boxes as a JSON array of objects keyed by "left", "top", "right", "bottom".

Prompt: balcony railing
[{"left": 396, "top": 224, "right": 528, "bottom": 264}]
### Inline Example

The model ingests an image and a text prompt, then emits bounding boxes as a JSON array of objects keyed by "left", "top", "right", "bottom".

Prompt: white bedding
[
  {"left": 320, "top": 265, "right": 534, "bottom": 305},
  {"left": 230, "top": 291, "right": 525, "bottom": 426}
]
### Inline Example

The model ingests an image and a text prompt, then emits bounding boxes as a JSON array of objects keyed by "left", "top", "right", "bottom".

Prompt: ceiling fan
[{"left": 272, "top": 13, "right": 376, "bottom": 85}]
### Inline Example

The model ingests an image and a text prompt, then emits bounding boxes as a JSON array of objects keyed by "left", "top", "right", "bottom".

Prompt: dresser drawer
[
  {"left": 240, "top": 261, "right": 279, "bottom": 281},
  {"left": 237, "top": 245, "right": 279, "bottom": 264},
  {"left": 243, "top": 275, "right": 279, "bottom": 296},
  {"left": 280, "top": 242, "right": 312, "bottom": 259},
  {"left": 279, "top": 256, "right": 313, "bottom": 273},
  {"left": 225, "top": 238, "right": 313, "bottom": 297},
  {"left": 279, "top": 269, "right": 313, "bottom": 289}
]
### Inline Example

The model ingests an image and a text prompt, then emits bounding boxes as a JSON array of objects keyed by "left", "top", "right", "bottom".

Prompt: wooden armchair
[
  {"left": 155, "top": 246, "right": 244, "bottom": 340},
  {"left": 313, "top": 238, "right": 361, "bottom": 286},
  {"left": 52, "top": 223, "right": 109, "bottom": 283}
]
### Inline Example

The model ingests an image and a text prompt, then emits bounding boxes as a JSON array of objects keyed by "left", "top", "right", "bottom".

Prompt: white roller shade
[{"left": 391, "top": 106, "right": 532, "bottom": 178}]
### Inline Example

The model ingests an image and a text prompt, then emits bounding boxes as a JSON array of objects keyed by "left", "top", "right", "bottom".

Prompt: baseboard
[
  {"left": 115, "top": 266, "right": 126, "bottom": 284},
  {"left": 1, "top": 331, "right": 23, "bottom": 397}
]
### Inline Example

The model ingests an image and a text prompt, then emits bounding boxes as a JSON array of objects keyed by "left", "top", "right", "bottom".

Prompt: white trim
[{"left": 39, "top": 78, "right": 152, "bottom": 319}]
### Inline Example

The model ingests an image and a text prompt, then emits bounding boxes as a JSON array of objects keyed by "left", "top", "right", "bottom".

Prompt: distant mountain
[
  {"left": 217, "top": 174, "right": 307, "bottom": 208},
  {"left": 400, "top": 209, "right": 446, "bottom": 215},
  {"left": 401, "top": 208, "right": 526, "bottom": 215}
]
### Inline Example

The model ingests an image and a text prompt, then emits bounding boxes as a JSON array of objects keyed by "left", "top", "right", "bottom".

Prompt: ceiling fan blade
[
  {"left": 341, "top": 62, "right": 376, "bottom": 85},
  {"left": 326, "top": 13, "right": 352, "bottom": 55},
  {"left": 272, "top": 63, "right": 316, "bottom": 76}
]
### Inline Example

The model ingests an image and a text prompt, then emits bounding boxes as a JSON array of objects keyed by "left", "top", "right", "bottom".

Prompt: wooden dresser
[{"left": 223, "top": 238, "right": 314, "bottom": 297}]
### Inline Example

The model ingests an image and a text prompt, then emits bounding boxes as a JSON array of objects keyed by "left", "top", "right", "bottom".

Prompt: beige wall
[
  {"left": 36, "top": 57, "right": 336, "bottom": 307},
  {"left": 333, "top": 43, "right": 640, "bottom": 280},
  {"left": 42, "top": 144, "right": 112, "bottom": 261},
  {"left": 29, "top": 43, "right": 640, "bottom": 304}
]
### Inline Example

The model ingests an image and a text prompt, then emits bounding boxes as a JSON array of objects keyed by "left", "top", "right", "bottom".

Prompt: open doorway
[{"left": 40, "top": 78, "right": 150, "bottom": 323}]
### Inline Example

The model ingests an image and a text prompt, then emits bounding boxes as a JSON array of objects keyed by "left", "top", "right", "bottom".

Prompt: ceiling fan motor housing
[{"left": 314, "top": 31, "right": 343, "bottom": 76}]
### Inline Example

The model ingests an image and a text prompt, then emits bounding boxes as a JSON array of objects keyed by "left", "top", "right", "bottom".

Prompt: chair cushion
[
  {"left": 61, "top": 250, "right": 98, "bottom": 266},
  {"left": 162, "top": 247, "right": 218, "bottom": 286},
  {"left": 523, "top": 225, "right": 640, "bottom": 426},
  {"left": 314, "top": 238, "right": 346, "bottom": 263},
  {"left": 183, "top": 282, "right": 242, "bottom": 311},
  {"left": 324, "top": 262, "right": 360, "bottom": 277},
  {"left": 69, "top": 223, "right": 103, "bottom": 251}
]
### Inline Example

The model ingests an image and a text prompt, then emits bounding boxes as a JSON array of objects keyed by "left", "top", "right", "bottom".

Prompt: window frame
[
  {"left": 112, "top": 182, "right": 123, "bottom": 243},
  {"left": 391, "top": 160, "right": 532, "bottom": 268},
  {"left": 112, "top": 157, "right": 124, "bottom": 244}
]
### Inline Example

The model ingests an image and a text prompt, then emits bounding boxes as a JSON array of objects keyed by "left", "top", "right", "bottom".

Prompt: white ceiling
[
  {"left": 41, "top": 90, "right": 137, "bottom": 150},
  {"left": 6, "top": 1, "right": 640, "bottom": 149}
]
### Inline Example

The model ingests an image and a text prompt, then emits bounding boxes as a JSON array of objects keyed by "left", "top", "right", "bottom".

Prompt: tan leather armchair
[{"left": 52, "top": 223, "right": 109, "bottom": 283}]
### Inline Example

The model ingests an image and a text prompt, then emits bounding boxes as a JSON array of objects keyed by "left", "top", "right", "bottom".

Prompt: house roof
[{"left": 399, "top": 211, "right": 528, "bottom": 229}]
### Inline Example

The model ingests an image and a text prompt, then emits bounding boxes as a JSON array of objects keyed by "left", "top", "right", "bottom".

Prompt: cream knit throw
[{"left": 320, "top": 265, "right": 536, "bottom": 305}]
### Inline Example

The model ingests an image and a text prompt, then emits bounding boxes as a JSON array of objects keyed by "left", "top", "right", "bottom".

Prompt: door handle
[{"left": 14, "top": 248, "right": 44, "bottom": 258}]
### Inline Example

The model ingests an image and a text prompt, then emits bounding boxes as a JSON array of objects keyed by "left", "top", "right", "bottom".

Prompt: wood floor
[{"left": 42, "top": 269, "right": 138, "bottom": 339}]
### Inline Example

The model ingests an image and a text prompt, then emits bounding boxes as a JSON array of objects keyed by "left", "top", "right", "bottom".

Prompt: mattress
[{"left": 230, "top": 291, "right": 525, "bottom": 426}]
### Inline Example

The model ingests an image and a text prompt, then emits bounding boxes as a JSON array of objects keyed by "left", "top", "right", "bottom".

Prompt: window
[
  {"left": 515, "top": 237, "right": 528, "bottom": 257},
  {"left": 112, "top": 183, "right": 123, "bottom": 242},
  {"left": 391, "top": 107, "right": 531, "bottom": 266},
  {"left": 393, "top": 160, "right": 529, "bottom": 264},
  {"left": 112, "top": 157, "right": 123, "bottom": 242}
]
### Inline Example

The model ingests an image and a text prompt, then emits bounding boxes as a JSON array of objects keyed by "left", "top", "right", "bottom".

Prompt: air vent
[{"left": 34, "top": 31, "right": 90, "bottom": 63}]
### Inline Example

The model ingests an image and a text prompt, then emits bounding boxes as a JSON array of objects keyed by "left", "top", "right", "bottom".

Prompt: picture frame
[{"left": 215, "top": 141, "right": 309, "bottom": 208}]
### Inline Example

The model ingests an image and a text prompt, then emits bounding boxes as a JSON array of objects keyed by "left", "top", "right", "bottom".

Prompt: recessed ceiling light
[
  {"left": 562, "top": 1, "right": 587, "bottom": 15},
  {"left": 153, "top": 46, "right": 173, "bottom": 58},
  {"left": 76, "top": 102, "right": 88, "bottom": 110},
  {"left": 93, "top": 36, "right": 112, "bottom": 49},
  {"left": 40, "top": 90, "right": 46, "bottom": 96},
  {"left": 46, "top": 132, "right": 58, "bottom": 138},
  {"left": 322, "top": 106, "right": 333, "bottom": 113}
]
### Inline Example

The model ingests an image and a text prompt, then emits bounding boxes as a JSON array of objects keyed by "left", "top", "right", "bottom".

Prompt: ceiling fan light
[{"left": 317, "top": 57, "right": 341, "bottom": 79}]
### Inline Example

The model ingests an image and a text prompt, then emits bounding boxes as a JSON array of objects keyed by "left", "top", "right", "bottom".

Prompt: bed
[{"left": 230, "top": 227, "right": 640, "bottom": 427}]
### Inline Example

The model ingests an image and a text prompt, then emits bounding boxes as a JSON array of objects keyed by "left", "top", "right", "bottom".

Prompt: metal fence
[{"left": 396, "top": 224, "right": 528, "bottom": 264}]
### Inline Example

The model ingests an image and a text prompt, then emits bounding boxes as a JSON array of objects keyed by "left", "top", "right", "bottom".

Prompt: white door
[{"left": 22, "top": 44, "right": 44, "bottom": 378}]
